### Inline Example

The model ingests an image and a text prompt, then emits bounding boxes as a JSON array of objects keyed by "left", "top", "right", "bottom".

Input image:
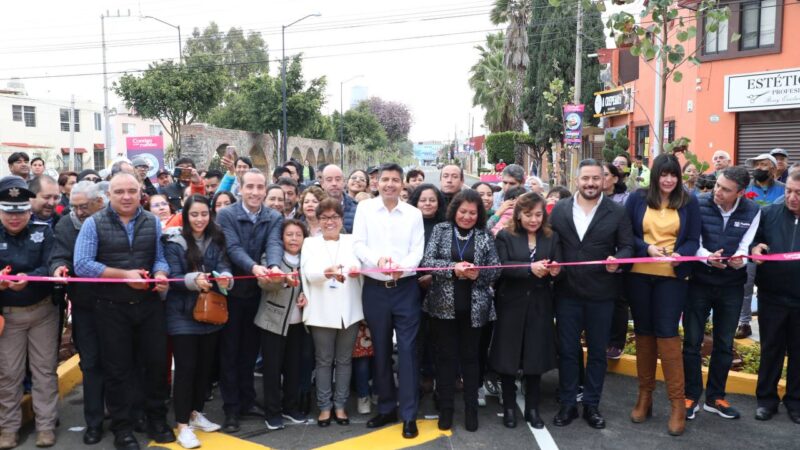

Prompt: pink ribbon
[{"left": 1, "top": 252, "right": 797, "bottom": 283}]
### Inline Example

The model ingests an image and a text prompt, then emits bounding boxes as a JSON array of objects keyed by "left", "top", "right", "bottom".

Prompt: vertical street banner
[
  {"left": 563, "top": 104, "right": 585, "bottom": 146},
  {"left": 126, "top": 136, "right": 164, "bottom": 179}
]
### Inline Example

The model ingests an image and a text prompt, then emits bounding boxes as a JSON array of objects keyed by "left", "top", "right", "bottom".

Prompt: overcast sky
[{"left": 0, "top": 0, "right": 510, "bottom": 142}]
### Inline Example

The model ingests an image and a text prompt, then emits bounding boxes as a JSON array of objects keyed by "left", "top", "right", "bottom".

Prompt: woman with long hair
[
  {"left": 346, "top": 169, "right": 369, "bottom": 199},
  {"left": 297, "top": 186, "right": 328, "bottom": 237},
  {"left": 420, "top": 190, "right": 501, "bottom": 432},
  {"left": 164, "top": 195, "right": 233, "bottom": 449},
  {"left": 491, "top": 193, "right": 561, "bottom": 429},
  {"left": 602, "top": 161, "right": 630, "bottom": 205},
  {"left": 625, "top": 154, "right": 700, "bottom": 436},
  {"left": 211, "top": 191, "right": 236, "bottom": 220},
  {"left": 471, "top": 182, "right": 496, "bottom": 218}
]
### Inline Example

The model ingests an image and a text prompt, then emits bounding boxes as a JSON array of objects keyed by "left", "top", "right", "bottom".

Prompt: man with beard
[
  {"left": 49, "top": 181, "right": 107, "bottom": 444},
  {"left": 548, "top": 159, "right": 634, "bottom": 429},
  {"left": 28, "top": 175, "right": 61, "bottom": 228}
]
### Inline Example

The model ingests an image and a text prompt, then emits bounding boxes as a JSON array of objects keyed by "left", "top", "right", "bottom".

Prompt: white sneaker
[
  {"left": 189, "top": 411, "right": 221, "bottom": 432},
  {"left": 477, "top": 386, "right": 487, "bottom": 407},
  {"left": 357, "top": 397, "right": 371, "bottom": 415},
  {"left": 177, "top": 427, "right": 200, "bottom": 449}
]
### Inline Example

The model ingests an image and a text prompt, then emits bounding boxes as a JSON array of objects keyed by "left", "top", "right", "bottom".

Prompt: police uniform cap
[{"left": 0, "top": 176, "right": 34, "bottom": 213}]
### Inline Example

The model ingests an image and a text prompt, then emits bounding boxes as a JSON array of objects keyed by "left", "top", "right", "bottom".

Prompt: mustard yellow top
[{"left": 631, "top": 206, "right": 680, "bottom": 278}]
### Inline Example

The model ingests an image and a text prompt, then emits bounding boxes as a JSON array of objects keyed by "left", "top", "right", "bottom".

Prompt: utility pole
[
  {"left": 101, "top": 10, "right": 130, "bottom": 161},
  {"left": 573, "top": 0, "right": 583, "bottom": 104},
  {"left": 69, "top": 95, "right": 76, "bottom": 172}
]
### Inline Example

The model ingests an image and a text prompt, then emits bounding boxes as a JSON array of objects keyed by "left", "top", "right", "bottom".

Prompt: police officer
[{"left": 0, "top": 176, "right": 58, "bottom": 449}]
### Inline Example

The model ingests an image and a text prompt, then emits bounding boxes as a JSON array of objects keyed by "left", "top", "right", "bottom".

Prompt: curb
[
  {"left": 22, "top": 354, "right": 83, "bottom": 424},
  {"left": 606, "top": 353, "right": 785, "bottom": 397}
]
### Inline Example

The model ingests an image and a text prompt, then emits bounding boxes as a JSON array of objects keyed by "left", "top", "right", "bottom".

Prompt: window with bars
[
  {"left": 635, "top": 126, "right": 650, "bottom": 158},
  {"left": 12, "top": 105, "right": 36, "bottom": 127},
  {"left": 62, "top": 154, "right": 84, "bottom": 172},
  {"left": 60, "top": 109, "right": 80, "bottom": 132},
  {"left": 93, "top": 149, "right": 105, "bottom": 171}
]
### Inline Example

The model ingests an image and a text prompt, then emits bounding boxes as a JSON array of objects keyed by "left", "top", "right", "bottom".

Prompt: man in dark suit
[{"left": 549, "top": 159, "right": 634, "bottom": 429}]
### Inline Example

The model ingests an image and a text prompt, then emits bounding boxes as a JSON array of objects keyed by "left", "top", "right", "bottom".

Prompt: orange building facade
[{"left": 602, "top": 0, "right": 800, "bottom": 167}]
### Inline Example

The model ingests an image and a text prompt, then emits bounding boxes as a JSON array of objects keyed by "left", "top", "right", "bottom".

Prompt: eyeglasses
[
  {"left": 349, "top": 176, "right": 366, "bottom": 182},
  {"left": 150, "top": 202, "right": 169, "bottom": 208},
  {"left": 319, "top": 214, "right": 341, "bottom": 222},
  {"left": 70, "top": 204, "right": 91, "bottom": 212},
  {"left": 83, "top": 177, "right": 100, "bottom": 182}
]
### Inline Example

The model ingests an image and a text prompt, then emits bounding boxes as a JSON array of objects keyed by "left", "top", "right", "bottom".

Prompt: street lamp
[
  {"left": 339, "top": 75, "right": 363, "bottom": 168},
  {"left": 282, "top": 13, "right": 321, "bottom": 164},
  {"left": 141, "top": 15, "right": 182, "bottom": 63}
]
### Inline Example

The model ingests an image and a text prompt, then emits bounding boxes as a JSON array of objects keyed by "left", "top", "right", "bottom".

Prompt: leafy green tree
[
  {"left": 332, "top": 109, "right": 388, "bottom": 152},
  {"left": 113, "top": 60, "right": 227, "bottom": 157},
  {"left": 602, "top": 126, "right": 631, "bottom": 162},
  {"left": 469, "top": 32, "right": 515, "bottom": 132},
  {"left": 606, "top": 0, "right": 732, "bottom": 156},
  {"left": 490, "top": 0, "right": 532, "bottom": 131},
  {"left": 523, "top": 0, "right": 604, "bottom": 151},
  {"left": 208, "top": 56, "right": 326, "bottom": 150},
  {"left": 184, "top": 22, "right": 270, "bottom": 90}
]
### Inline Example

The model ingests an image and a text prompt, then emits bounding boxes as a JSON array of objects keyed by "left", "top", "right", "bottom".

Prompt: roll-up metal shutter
[{"left": 736, "top": 109, "right": 800, "bottom": 164}]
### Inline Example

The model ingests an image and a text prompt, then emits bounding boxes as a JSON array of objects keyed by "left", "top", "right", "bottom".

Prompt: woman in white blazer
[{"left": 301, "top": 198, "right": 363, "bottom": 427}]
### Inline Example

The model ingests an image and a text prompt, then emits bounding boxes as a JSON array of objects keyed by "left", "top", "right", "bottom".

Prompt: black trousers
[
  {"left": 430, "top": 312, "right": 482, "bottom": 411},
  {"left": 756, "top": 300, "right": 800, "bottom": 411},
  {"left": 608, "top": 295, "right": 630, "bottom": 349},
  {"left": 500, "top": 374, "right": 542, "bottom": 412},
  {"left": 219, "top": 297, "right": 260, "bottom": 416},
  {"left": 71, "top": 307, "right": 105, "bottom": 428},
  {"left": 172, "top": 332, "right": 220, "bottom": 424},
  {"left": 95, "top": 300, "right": 168, "bottom": 434},
  {"left": 261, "top": 324, "right": 305, "bottom": 419}
]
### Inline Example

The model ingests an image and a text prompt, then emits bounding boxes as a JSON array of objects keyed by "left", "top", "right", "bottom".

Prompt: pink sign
[
  {"left": 126, "top": 136, "right": 165, "bottom": 179},
  {"left": 562, "top": 104, "right": 585, "bottom": 145}
]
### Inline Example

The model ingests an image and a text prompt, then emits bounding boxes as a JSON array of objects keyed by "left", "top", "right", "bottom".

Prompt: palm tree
[
  {"left": 490, "top": 0, "right": 532, "bottom": 132},
  {"left": 469, "top": 33, "right": 515, "bottom": 132}
]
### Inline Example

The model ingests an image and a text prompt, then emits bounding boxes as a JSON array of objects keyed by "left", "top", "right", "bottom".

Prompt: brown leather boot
[
  {"left": 630, "top": 334, "right": 657, "bottom": 423},
  {"left": 658, "top": 336, "right": 686, "bottom": 436}
]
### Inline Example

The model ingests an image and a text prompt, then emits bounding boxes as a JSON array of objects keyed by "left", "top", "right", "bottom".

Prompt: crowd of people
[{"left": 0, "top": 146, "right": 798, "bottom": 450}]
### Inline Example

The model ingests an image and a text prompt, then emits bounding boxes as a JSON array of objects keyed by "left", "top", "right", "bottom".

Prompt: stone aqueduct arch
[{"left": 180, "top": 123, "right": 352, "bottom": 173}]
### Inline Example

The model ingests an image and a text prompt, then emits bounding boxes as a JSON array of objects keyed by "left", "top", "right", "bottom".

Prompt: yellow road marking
[
  {"left": 147, "top": 431, "right": 272, "bottom": 449},
  {"left": 314, "top": 419, "right": 452, "bottom": 450}
]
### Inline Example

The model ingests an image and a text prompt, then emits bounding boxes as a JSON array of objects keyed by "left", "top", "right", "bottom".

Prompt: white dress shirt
[
  {"left": 352, "top": 196, "right": 425, "bottom": 281},
  {"left": 572, "top": 194, "right": 603, "bottom": 241},
  {"left": 696, "top": 197, "right": 761, "bottom": 268}
]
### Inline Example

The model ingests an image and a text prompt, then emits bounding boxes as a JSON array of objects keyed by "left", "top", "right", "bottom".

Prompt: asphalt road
[{"left": 16, "top": 369, "right": 796, "bottom": 450}]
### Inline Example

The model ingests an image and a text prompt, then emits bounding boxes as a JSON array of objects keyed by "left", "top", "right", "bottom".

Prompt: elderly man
[
  {"left": 320, "top": 164, "right": 357, "bottom": 233},
  {"left": 131, "top": 157, "right": 158, "bottom": 196},
  {"left": 712, "top": 150, "right": 732, "bottom": 176},
  {"left": 492, "top": 163, "right": 525, "bottom": 212},
  {"left": 74, "top": 173, "right": 173, "bottom": 450},
  {"left": 50, "top": 181, "right": 107, "bottom": 445}
]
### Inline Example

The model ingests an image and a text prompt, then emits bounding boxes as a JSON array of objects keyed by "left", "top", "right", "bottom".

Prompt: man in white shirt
[
  {"left": 353, "top": 163, "right": 425, "bottom": 439},
  {"left": 683, "top": 166, "right": 760, "bottom": 421}
]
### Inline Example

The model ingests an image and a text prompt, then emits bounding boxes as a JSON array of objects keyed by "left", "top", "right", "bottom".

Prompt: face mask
[{"left": 752, "top": 168, "right": 770, "bottom": 183}]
